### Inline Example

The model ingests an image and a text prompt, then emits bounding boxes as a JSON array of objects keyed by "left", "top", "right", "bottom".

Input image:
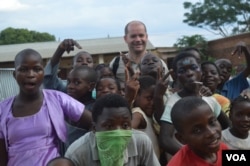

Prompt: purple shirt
[{"left": 0, "top": 90, "right": 85, "bottom": 166}]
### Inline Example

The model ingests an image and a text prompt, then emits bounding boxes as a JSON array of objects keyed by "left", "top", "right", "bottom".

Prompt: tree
[
  {"left": 173, "top": 34, "right": 212, "bottom": 61},
  {"left": 183, "top": 0, "right": 250, "bottom": 37},
  {"left": 0, "top": 27, "right": 55, "bottom": 45}
]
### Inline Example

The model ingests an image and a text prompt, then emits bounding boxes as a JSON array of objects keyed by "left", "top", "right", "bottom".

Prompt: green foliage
[
  {"left": 183, "top": 0, "right": 250, "bottom": 37},
  {"left": 0, "top": 27, "right": 55, "bottom": 45},
  {"left": 173, "top": 34, "right": 209, "bottom": 61}
]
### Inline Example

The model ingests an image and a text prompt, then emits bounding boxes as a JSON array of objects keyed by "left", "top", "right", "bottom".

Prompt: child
[
  {"left": 43, "top": 39, "right": 94, "bottom": 93},
  {"left": 168, "top": 96, "right": 228, "bottom": 166},
  {"left": 65, "top": 93, "right": 160, "bottom": 166},
  {"left": 201, "top": 61, "right": 230, "bottom": 115},
  {"left": 65, "top": 66, "right": 97, "bottom": 148},
  {"left": 159, "top": 52, "right": 230, "bottom": 157},
  {"left": 0, "top": 48, "right": 92, "bottom": 166},
  {"left": 131, "top": 75, "right": 160, "bottom": 158},
  {"left": 221, "top": 95, "right": 250, "bottom": 149},
  {"left": 215, "top": 41, "right": 250, "bottom": 100},
  {"left": 95, "top": 77, "right": 121, "bottom": 98},
  {"left": 47, "top": 157, "right": 75, "bottom": 166},
  {"left": 95, "top": 63, "right": 114, "bottom": 79},
  {"left": 67, "top": 65, "right": 97, "bottom": 109}
]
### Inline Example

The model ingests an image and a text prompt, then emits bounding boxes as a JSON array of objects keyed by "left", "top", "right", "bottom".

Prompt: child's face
[
  {"left": 96, "top": 78, "right": 119, "bottom": 98},
  {"left": 177, "top": 104, "right": 221, "bottom": 158},
  {"left": 95, "top": 107, "right": 132, "bottom": 131},
  {"left": 134, "top": 86, "right": 155, "bottom": 116},
  {"left": 176, "top": 57, "right": 201, "bottom": 92},
  {"left": 201, "top": 64, "right": 221, "bottom": 92},
  {"left": 215, "top": 60, "right": 232, "bottom": 84},
  {"left": 230, "top": 101, "right": 250, "bottom": 138},
  {"left": 14, "top": 54, "right": 44, "bottom": 95},
  {"left": 67, "top": 70, "right": 92, "bottom": 100},
  {"left": 73, "top": 53, "right": 94, "bottom": 68},
  {"left": 140, "top": 54, "right": 163, "bottom": 79},
  {"left": 99, "top": 67, "right": 114, "bottom": 78}
]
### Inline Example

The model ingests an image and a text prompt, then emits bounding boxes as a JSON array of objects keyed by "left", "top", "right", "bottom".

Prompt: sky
[{"left": 0, "top": 0, "right": 220, "bottom": 47}]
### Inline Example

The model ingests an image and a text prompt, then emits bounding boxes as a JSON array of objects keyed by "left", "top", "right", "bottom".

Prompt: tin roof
[{"left": 0, "top": 37, "right": 155, "bottom": 62}]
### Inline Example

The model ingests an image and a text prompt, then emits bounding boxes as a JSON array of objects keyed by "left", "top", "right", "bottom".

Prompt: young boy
[
  {"left": 66, "top": 66, "right": 97, "bottom": 148},
  {"left": 168, "top": 96, "right": 228, "bottom": 166},
  {"left": 43, "top": 39, "right": 94, "bottom": 93},
  {"left": 65, "top": 94, "right": 160, "bottom": 166}
]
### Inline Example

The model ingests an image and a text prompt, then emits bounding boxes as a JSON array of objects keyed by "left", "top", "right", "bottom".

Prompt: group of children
[{"left": 0, "top": 38, "right": 250, "bottom": 166}]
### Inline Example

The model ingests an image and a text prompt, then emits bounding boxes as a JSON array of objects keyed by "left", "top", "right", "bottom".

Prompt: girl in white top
[
  {"left": 222, "top": 95, "right": 250, "bottom": 149},
  {"left": 131, "top": 76, "right": 160, "bottom": 158}
]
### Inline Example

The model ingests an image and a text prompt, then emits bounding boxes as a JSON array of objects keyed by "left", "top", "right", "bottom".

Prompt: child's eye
[
  {"left": 209, "top": 118, "right": 217, "bottom": 126},
  {"left": 177, "top": 68, "right": 185, "bottom": 74},
  {"left": 19, "top": 68, "right": 27, "bottom": 72},
  {"left": 190, "top": 65, "right": 199, "bottom": 71},
  {"left": 33, "top": 67, "right": 43, "bottom": 72},
  {"left": 74, "top": 81, "right": 80, "bottom": 85},
  {"left": 193, "top": 127, "right": 201, "bottom": 134}
]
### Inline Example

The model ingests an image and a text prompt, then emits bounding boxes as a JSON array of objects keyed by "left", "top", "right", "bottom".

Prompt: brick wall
[{"left": 207, "top": 32, "right": 250, "bottom": 68}]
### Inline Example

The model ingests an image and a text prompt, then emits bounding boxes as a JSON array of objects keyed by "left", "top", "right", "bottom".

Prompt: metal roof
[
  {"left": 0, "top": 68, "right": 19, "bottom": 101},
  {"left": 0, "top": 37, "right": 155, "bottom": 62}
]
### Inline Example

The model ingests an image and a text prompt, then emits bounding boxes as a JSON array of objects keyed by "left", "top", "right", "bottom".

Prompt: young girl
[
  {"left": 95, "top": 77, "right": 121, "bottom": 98},
  {"left": 131, "top": 75, "right": 160, "bottom": 158},
  {"left": 222, "top": 95, "right": 250, "bottom": 149},
  {"left": 201, "top": 61, "right": 230, "bottom": 115},
  {"left": 0, "top": 49, "right": 92, "bottom": 166}
]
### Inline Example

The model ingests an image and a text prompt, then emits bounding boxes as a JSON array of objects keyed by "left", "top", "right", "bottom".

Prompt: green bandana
[{"left": 95, "top": 129, "right": 132, "bottom": 166}]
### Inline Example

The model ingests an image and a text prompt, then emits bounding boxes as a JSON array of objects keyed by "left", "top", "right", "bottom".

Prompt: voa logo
[{"left": 226, "top": 154, "right": 246, "bottom": 162}]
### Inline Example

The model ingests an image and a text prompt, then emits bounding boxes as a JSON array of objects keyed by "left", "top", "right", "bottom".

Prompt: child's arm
[
  {"left": 43, "top": 39, "right": 81, "bottom": 91},
  {"left": 153, "top": 69, "right": 172, "bottom": 123},
  {"left": 131, "top": 112, "right": 146, "bottom": 129},
  {"left": 0, "top": 139, "right": 8, "bottom": 166},
  {"left": 51, "top": 39, "right": 82, "bottom": 67},
  {"left": 232, "top": 41, "right": 250, "bottom": 78},
  {"left": 159, "top": 122, "right": 182, "bottom": 155},
  {"left": 75, "top": 109, "right": 93, "bottom": 131}
]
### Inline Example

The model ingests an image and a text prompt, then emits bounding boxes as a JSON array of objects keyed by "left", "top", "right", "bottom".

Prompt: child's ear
[
  {"left": 13, "top": 71, "right": 16, "bottom": 79},
  {"left": 175, "top": 132, "right": 186, "bottom": 145}
]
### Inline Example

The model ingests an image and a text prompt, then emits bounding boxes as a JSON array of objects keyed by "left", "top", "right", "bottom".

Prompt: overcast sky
[{"left": 0, "top": 0, "right": 220, "bottom": 46}]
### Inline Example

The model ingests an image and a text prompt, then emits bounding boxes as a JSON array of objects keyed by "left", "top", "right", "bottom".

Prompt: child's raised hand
[
  {"left": 125, "top": 66, "right": 140, "bottom": 105},
  {"left": 59, "top": 39, "right": 82, "bottom": 53},
  {"left": 155, "top": 69, "right": 172, "bottom": 96},
  {"left": 231, "top": 41, "right": 249, "bottom": 59}
]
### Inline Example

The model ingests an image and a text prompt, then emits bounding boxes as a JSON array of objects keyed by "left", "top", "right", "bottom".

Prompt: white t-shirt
[
  {"left": 222, "top": 128, "right": 250, "bottom": 150},
  {"left": 160, "top": 93, "right": 221, "bottom": 123}
]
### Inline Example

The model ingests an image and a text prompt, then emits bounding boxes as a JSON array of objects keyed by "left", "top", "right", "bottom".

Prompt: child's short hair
[
  {"left": 92, "top": 93, "right": 131, "bottom": 122},
  {"left": 46, "top": 157, "right": 75, "bottom": 166},
  {"left": 230, "top": 95, "right": 250, "bottom": 113},
  {"left": 172, "top": 52, "right": 197, "bottom": 72},
  {"left": 171, "top": 96, "right": 208, "bottom": 132},
  {"left": 70, "top": 65, "right": 97, "bottom": 83},
  {"left": 201, "top": 61, "right": 221, "bottom": 75},
  {"left": 137, "top": 76, "right": 156, "bottom": 94},
  {"left": 73, "top": 51, "right": 92, "bottom": 62},
  {"left": 14, "top": 48, "right": 42, "bottom": 67}
]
